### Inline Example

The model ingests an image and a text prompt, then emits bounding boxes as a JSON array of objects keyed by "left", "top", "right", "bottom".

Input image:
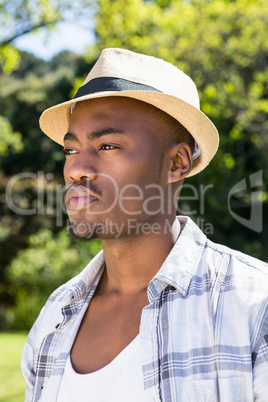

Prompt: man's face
[{"left": 63, "top": 97, "right": 174, "bottom": 240}]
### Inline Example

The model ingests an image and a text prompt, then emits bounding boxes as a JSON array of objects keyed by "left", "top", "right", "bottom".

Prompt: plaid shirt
[{"left": 22, "top": 217, "right": 268, "bottom": 401}]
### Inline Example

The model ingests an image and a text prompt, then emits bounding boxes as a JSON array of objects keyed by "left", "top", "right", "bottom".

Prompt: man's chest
[{"left": 70, "top": 290, "right": 148, "bottom": 374}]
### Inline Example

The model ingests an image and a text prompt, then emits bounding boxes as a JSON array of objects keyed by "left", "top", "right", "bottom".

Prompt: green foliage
[
  {"left": 0, "top": 0, "right": 95, "bottom": 73},
  {"left": 0, "top": 0, "right": 57, "bottom": 73},
  {"left": 0, "top": 115, "right": 23, "bottom": 156},
  {"left": 7, "top": 228, "right": 102, "bottom": 330},
  {"left": 0, "top": 45, "right": 21, "bottom": 74}
]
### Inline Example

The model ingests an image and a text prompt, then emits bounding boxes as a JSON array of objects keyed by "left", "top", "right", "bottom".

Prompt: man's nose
[{"left": 66, "top": 156, "right": 97, "bottom": 182}]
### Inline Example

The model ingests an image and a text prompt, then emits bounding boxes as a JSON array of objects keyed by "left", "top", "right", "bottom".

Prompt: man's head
[
  {"left": 39, "top": 48, "right": 219, "bottom": 240},
  {"left": 64, "top": 96, "right": 192, "bottom": 240}
]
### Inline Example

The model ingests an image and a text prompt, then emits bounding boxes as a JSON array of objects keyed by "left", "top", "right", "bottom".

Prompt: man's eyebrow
[
  {"left": 63, "top": 132, "right": 79, "bottom": 142},
  {"left": 63, "top": 128, "right": 126, "bottom": 143},
  {"left": 87, "top": 128, "right": 126, "bottom": 140}
]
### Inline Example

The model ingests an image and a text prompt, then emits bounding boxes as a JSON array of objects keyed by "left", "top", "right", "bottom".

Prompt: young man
[{"left": 22, "top": 48, "right": 268, "bottom": 401}]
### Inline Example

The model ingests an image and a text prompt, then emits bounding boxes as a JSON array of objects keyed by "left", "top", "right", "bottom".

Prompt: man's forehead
[
  {"left": 68, "top": 97, "right": 164, "bottom": 136},
  {"left": 65, "top": 99, "right": 167, "bottom": 149},
  {"left": 71, "top": 96, "right": 157, "bottom": 117}
]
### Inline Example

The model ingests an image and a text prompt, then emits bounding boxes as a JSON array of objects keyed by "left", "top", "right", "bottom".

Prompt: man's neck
[{"left": 99, "top": 217, "right": 180, "bottom": 296}]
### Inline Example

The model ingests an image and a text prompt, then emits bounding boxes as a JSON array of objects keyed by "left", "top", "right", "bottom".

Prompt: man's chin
[{"left": 67, "top": 226, "right": 99, "bottom": 242}]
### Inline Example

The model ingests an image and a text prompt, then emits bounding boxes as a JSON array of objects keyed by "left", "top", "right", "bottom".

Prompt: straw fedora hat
[{"left": 39, "top": 48, "right": 219, "bottom": 177}]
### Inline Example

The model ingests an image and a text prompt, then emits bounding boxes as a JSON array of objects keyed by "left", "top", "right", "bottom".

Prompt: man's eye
[
  {"left": 63, "top": 148, "right": 77, "bottom": 155},
  {"left": 99, "top": 144, "right": 118, "bottom": 151}
]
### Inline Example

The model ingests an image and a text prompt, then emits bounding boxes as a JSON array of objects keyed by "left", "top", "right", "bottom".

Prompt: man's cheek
[{"left": 118, "top": 184, "right": 144, "bottom": 215}]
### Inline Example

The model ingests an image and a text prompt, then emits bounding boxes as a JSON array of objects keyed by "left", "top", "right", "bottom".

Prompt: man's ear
[{"left": 168, "top": 142, "right": 192, "bottom": 183}]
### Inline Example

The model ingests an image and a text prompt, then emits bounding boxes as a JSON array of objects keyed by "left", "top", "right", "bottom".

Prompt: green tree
[
  {"left": 0, "top": 116, "right": 23, "bottom": 156},
  {"left": 0, "top": 0, "right": 95, "bottom": 72}
]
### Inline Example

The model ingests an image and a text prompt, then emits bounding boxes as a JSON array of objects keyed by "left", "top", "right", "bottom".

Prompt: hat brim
[{"left": 39, "top": 90, "right": 219, "bottom": 177}]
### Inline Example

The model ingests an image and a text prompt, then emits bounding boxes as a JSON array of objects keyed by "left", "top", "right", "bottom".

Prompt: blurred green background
[{"left": 1, "top": 0, "right": 268, "bottom": 399}]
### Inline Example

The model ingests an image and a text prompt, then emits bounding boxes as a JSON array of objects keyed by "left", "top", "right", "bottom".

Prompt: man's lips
[
  {"left": 68, "top": 195, "right": 98, "bottom": 209},
  {"left": 65, "top": 186, "right": 99, "bottom": 210}
]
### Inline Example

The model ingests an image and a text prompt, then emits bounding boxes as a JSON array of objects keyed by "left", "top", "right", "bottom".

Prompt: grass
[{"left": 0, "top": 332, "right": 27, "bottom": 402}]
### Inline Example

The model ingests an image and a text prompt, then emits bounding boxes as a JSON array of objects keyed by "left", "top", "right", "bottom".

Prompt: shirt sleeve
[
  {"left": 21, "top": 305, "right": 46, "bottom": 402},
  {"left": 253, "top": 329, "right": 268, "bottom": 400},
  {"left": 21, "top": 326, "right": 37, "bottom": 401}
]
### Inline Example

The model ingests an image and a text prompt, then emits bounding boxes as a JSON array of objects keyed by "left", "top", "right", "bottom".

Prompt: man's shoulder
[
  {"left": 206, "top": 239, "right": 268, "bottom": 268},
  {"left": 202, "top": 237, "right": 268, "bottom": 291},
  {"left": 181, "top": 217, "right": 268, "bottom": 277}
]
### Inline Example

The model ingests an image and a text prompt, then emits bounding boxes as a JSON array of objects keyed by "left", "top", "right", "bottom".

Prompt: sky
[{"left": 14, "top": 21, "right": 95, "bottom": 61}]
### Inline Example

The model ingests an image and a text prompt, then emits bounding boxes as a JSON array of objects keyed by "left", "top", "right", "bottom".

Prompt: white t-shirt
[{"left": 57, "top": 335, "right": 146, "bottom": 401}]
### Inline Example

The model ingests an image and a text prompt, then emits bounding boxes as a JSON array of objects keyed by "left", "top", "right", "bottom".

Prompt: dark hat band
[{"left": 73, "top": 76, "right": 163, "bottom": 99}]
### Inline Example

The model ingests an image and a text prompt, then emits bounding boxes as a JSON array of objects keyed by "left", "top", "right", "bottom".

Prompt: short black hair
[{"left": 138, "top": 101, "right": 196, "bottom": 155}]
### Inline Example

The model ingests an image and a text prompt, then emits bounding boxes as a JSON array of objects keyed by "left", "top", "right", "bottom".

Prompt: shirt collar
[
  {"left": 67, "top": 250, "right": 105, "bottom": 303},
  {"left": 147, "top": 216, "right": 207, "bottom": 302}
]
